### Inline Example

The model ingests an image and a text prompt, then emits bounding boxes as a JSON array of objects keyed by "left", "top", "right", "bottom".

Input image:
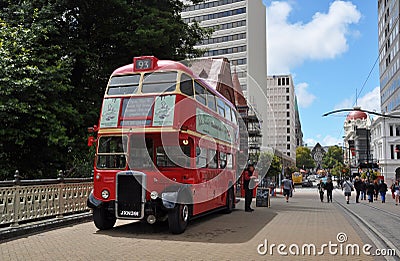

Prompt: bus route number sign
[{"left": 135, "top": 58, "right": 153, "bottom": 71}]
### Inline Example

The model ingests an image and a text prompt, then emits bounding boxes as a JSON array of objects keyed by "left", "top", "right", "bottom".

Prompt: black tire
[
  {"left": 93, "top": 206, "right": 116, "bottom": 230},
  {"left": 223, "top": 188, "right": 234, "bottom": 214},
  {"left": 168, "top": 204, "right": 189, "bottom": 234}
]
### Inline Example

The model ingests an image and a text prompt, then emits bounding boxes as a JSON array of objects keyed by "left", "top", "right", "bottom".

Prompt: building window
[
  {"left": 287, "top": 128, "right": 290, "bottom": 133},
  {"left": 286, "top": 104, "right": 290, "bottom": 109},
  {"left": 287, "top": 111, "right": 290, "bottom": 117},
  {"left": 287, "top": 136, "right": 290, "bottom": 142},
  {"left": 391, "top": 144, "right": 394, "bottom": 159},
  {"left": 203, "top": 45, "right": 247, "bottom": 56},
  {"left": 286, "top": 77, "right": 290, "bottom": 85},
  {"left": 278, "top": 78, "right": 281, "bottom": 86},
  {"left": 286, "top": 87, "right": 289, "bottom": 93},
  {"left": 287, "top": 152, "right": 290, "bottom": 157},
  {"left": 286, "top": 96, "right": 290, "bottom": 101},
  {"left": 397, "top": 145, "right": 400, "bottom": 159},
  {"left": 390, "top": 125, "right": 393, "bottom": 136},
  {"left": 287, "top": 119, "right": 290, "bottom": 125},
  {"left": 287, "top": 144, "right": 290, "bottom": 150},
  {"left": 396, "top": 126, "right": 400, "bottom": 136},
  {"left": 183, "top": 7, "right": 246, "bottom": 23},
  {"left": 185, "top": 1, "right": 246, "bottom": 12}
]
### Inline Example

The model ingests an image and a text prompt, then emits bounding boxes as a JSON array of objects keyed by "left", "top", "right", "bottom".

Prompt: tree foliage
[
  {"left": 322, "top": 145, "right": 343, "bottom": 170},
  {"left": 296, "top": 147, "right": 315, "bottom": 170},
  {"left": 0, "top": 0, "right": 210, "bottom": 179},
  {"left": 257, "top": 152, "right": 282, "bottom": 178},
  {"left": 0, "top": 3, "right": 77, "bottom": 179}
]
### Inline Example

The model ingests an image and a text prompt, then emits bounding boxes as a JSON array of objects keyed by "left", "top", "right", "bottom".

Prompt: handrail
[{"left": 0, "top": 170, "right": 93, "bottom": 228}]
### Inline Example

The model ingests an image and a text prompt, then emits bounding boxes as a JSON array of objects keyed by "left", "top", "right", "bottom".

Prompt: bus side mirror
[{"left": 88, "top": 136, "right": 96, "bottom": 147}]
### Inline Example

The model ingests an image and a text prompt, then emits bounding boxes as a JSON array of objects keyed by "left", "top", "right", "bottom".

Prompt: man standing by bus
[{"left": 244, "top": 163, "right": 257, "bottom": 212}]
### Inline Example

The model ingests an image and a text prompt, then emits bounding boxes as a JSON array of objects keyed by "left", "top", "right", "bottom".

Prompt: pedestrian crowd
[{"left": 339, "top": 176, "right": 400, "bottom": 205}]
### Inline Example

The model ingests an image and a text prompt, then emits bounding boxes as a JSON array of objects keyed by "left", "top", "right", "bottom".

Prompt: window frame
[
  {"left": 194, "top": 81, "right": 207, "bottom": 106},
  {"left": 179, "top": 73, "right": 194, "bottom": 97}
]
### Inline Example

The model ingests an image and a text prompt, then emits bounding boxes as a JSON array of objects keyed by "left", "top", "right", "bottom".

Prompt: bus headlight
[
  {"left": 150, "top": 191, "right": 158, "bottom": 200},
  {"left": 101, "top": 189, "right": 110, "bottom": 199}
]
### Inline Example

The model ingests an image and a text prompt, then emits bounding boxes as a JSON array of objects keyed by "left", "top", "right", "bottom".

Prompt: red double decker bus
[{"left": 87, "top": 56, "right": 240, "bottom": 233}]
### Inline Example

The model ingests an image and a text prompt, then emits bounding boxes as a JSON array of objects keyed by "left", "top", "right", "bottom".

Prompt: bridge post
[
  {"left": 57, "top": 170, "right": 65, "bottom": 219},
  {"left": 10, "top": 170, "right": 21, "bottom": 227}
]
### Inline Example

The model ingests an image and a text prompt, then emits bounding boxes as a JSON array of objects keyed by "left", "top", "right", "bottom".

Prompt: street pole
[{"left": 366, "top": 127, "right": 370, "bottom": 181}]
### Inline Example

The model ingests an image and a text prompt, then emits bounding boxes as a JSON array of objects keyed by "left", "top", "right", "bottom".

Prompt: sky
[{"left": 263, "top": 0, "right": 380, "bottom": 147}]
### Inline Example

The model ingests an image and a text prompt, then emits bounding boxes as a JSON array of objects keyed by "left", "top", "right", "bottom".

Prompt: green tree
[
  {"left": 322, "top": 145, "right": 344, "bottom": 170},
  {"left": 257, "top": 152, "right": 282, "bottom": 178},
  {"left": 296, "top": 147, "right": 315, "bottom": 170},
  {"left": 0, "top": 0, "right": 210, "bottom": 179},
  {"left": 330, "top": 162, "right": 344, "bottom": 177},
  {"left": 0, "top": 5, "right": 78, "bottom": 179}
]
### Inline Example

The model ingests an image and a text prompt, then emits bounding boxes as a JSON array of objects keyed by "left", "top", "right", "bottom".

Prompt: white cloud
[
  {"left": 322, "top": 135, "right": 342, "bottom": 146},
  {"left": 334, "top": 86, "right": 381, "bottom": 112},
  {"left": 304, "top": 138, "right": 317, "bottom": 147},
  {"left": 305, "top": 135, "right": 342, "bottom": 147},
  {"left": 296, "top": 82, "right": 316, "bottom": 108},
  {"left": 267, "top": 1, "right": 361, "bottom": 74}
]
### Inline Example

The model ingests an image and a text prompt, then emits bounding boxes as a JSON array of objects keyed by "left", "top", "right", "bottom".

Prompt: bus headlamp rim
[
  {"left": 101, "top": 189, "right": 110, "bottom": 199},
  {"left": 150, "top": 191, "right": 158, "bottom": 200}
]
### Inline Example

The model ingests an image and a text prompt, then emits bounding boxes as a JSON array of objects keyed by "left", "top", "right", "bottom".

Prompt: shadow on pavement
[{"left": 95, "top": 208, "right": 277, "bottom": 244}]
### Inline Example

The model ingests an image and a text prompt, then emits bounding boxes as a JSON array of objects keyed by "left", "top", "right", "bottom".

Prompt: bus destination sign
[{"left": 133, "top": 56, "right": 158, "bottom": 71}]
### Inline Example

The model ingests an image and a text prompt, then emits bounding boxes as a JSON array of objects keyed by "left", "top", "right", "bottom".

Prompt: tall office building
[
  {"left": 181, "top": 0, "right": 269, "bottom": 148},
  {"left": 294, "top": 97, "right": 304, "bottom": 148},
  {"left": 378, "top": 0, "right": 400, "bottom": 112},
  {"left": 372, "top": 0, "right": 400, "bottom": 181},
  {"left": 266, "top": 75, "right": 297, "bottom": 164}
]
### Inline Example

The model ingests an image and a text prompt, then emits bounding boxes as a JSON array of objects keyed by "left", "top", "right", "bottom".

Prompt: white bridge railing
[{"left": 0, "top": 172, "right": 93, "bottom": 227}]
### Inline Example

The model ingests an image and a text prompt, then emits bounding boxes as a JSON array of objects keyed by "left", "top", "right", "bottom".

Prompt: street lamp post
[{"left": 323, "top": 107, "right": 400, "bottom": 182}]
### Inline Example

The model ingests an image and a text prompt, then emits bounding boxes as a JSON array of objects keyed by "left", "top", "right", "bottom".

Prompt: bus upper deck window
[
  {"left": 231, "top": 110, "right": 238, "bottom": 124},
  {"left": 207, "top": 92, "right": 216, "bottom": 111},
  {"left": 107, "top": 74, "right": 140, "bottom": 95},
  {"left": 225, "top": 103, "right": 232, "bottom": 121},
  {"left": 217, "top": 98, "right": 225, "bottom": 117},
  {"left": 142, "top": 72, "right": 177, "bottom": 93},
  {"left": 194, "top": 82, "right": 206, "bottom": 106},
  {"left": 180, "top": 74, "right": 194, "bottom": 97}
]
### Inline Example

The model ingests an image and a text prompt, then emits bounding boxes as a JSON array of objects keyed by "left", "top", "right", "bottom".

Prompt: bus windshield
[
  {"left": 97, "top": 136, "right": 127, "bottom": 169},
  {"left": 142, "top": 72, "right": 177, "bottom": 93},
  {"left": 107, "top": 74, "right": 140, "bottom": 95}
]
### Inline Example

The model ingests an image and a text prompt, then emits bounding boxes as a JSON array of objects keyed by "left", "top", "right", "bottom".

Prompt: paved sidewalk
[{"left": 0, "top": 189, "right": 374, "bottom": 260}]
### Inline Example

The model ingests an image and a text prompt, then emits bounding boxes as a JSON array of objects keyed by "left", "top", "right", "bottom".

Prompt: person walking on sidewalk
[
  {"left": 366, "top": 181, "right": 375, "bottom": 203},
  {"left": 373, "top": 180, "right": 379, "bottom": 201},
  {"left": 317, "top": 180, "right": 325, "bottom": 202},
  {"left": 378, "top": 179, "right": 388, "bottom": 203},
  {"left": 354, "top": 176, "right": 362, "bottom": 203},
  {"left": 393, "top": 180, "right": 400, "bottom": 205},
  {"left": 342, "top": 177, "right": 353, "bottom": 204},
  {"left": 281, "top": 176, "right": 294, "bottom": 203},
  {"left": 325, "top": 178, "right": 334, "bottom": 203},
  {"left": 360, "top": 179, "right": 367, "bottom": 200},
  {"left": 243, "top": 163, "right": 257, "bottom": 212}
]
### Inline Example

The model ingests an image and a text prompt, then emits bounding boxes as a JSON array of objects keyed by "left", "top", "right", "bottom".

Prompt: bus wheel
[
  {"left": 93, "top": 206, "right": 116, "bottom": 230},
  {"left": 223, "top": 188, "right": 234, "bottom": 214},
  {"left": 168, "top": 204, "right": 189, "bottom": 234}
]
